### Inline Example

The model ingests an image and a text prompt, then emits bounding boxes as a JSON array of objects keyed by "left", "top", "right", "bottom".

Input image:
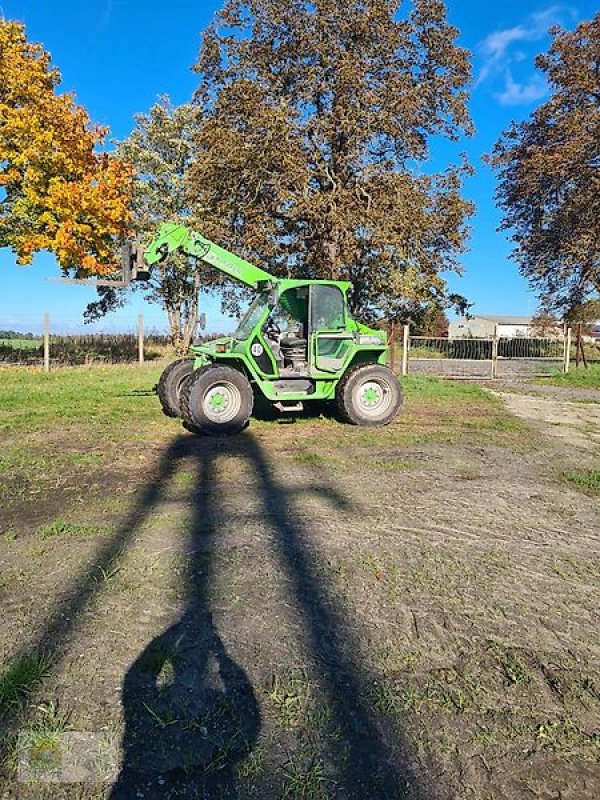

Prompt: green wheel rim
[{"left": 202, "top": 381, "right": 242, "bottom": 424}]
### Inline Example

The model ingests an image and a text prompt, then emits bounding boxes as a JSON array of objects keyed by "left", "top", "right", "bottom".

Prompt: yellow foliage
[{"left": 0, "top": 20, "right": 132, "bottom": 274}]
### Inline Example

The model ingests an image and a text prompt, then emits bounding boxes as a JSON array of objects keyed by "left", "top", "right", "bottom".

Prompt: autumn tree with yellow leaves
[{"left": 0, "top": 20, "right": 132, "bottom": 275}]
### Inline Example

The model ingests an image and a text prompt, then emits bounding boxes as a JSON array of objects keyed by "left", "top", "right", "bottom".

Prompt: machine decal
[{"left": 250, "top": 336, "right": 276, "bottom": 375}]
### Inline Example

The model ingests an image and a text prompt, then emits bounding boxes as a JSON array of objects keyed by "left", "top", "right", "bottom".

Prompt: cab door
[{"left": 309, "top": 284, "right": 354, "bottom": 374}]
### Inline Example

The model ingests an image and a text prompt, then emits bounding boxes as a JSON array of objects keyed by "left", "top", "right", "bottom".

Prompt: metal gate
[{"left": 394, "top": 328, "right": 572, "bottom": 379}]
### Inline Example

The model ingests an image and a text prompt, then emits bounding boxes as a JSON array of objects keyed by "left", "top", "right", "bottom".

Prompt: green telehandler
[{"left": 133, "top": 223, "right": 403, "bottom": 435}]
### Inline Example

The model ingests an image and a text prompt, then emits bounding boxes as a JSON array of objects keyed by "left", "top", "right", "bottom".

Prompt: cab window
[{"left": 310, "top": 285, "right": 345, "bottom": 331}]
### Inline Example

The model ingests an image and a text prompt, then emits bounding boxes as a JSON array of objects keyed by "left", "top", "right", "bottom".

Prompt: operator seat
[{"left": 279, "top": 330, "right": 308, "bottom": 372}]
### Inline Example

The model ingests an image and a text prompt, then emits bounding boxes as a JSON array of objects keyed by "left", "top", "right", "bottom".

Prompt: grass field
[
  {"left": 0, "top": 338, "right": 42, "bottom": 350},
  {"left": 0, "top": 366, "right": 598, "bottom": 800},
  {"left": 535, "top": 363, "right": 600, "bottom": 390}
]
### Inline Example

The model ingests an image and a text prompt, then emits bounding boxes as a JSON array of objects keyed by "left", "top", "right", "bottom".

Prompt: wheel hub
[
  {"left": 203, "top": 382, "right": 242, "bottom": 424},
  {"left": 208, "top": 391, "right": 228, "bottom": 412},
  {"left": 355, "top": 378, "right": 392, "bottom": 416},
  {"left": 362, "top": 386, "right": 381, "bottom": 406}
]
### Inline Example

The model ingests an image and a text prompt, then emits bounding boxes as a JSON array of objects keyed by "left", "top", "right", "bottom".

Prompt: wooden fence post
[
  {"left": 388, "top": 320, "right": 396, "bottom": 371},
  {"left": 491, "top": 330, "right": 499, "bottom": 379},
  {"left": 401, "top": 324, "right": 410, "bottom": 376},
  {"left": 564, "top": 327, "right": 572, "bottom": 374},
  {"left": 138, "top": 313, "right": 144, "bottom": 365},
  {"left": 43, "top": 313, "right": 50, "bottom": 373}
]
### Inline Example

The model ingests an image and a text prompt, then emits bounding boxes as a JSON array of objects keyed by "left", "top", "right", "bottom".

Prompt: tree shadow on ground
[
  {"left": 110, "top": 440, "right": 259, "bottom": 798},
  {"left": 220, "top": 433, "right": 412, "bottom": 798},
  {"left": 2, "top": 429, "right": 423, "bottom": 799}
]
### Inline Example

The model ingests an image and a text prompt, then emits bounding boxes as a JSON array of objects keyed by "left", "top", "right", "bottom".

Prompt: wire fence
[
  {"left": 0, "top": 312, "right": 236, "bottom": 369},
  {"left": 498, "top": 337, "right": 567, "bottom": 360},
  {"left": 0, "top": 313, "right": 175, "bottom": 368},
  {"left": 0, "top": 334, "right": 174, "bottom": 367},
  {"left": 408, "top": 337, "right": 492, "bottom": 360},
  {"left": 2, "top": 315, "right": 598, "bottom": 378},
  {"left": 394, "top": 337, "right": 494, "bottom": 379}
]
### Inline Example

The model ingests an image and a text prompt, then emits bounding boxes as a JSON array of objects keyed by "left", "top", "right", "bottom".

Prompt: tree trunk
[
  {"left": 180, "top": 266, "right": 202, "bottom": 354},
  {"left": 166, "top": 267, "right": 202, "bottom": 357},
  {"left": 167, "top": 306, "right": 184, "bottom": 356}
]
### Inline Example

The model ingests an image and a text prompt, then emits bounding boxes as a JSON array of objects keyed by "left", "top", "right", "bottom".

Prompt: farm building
[{"left": 449, "top": 315, "right": 559, "bottom": 339}]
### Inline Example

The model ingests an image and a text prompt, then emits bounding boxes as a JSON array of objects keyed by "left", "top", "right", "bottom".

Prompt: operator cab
[
  {"left": 263, "top": 286, "right": 309, "bottom": 374},
  {"left": 262, "top": 283, "right": 353, "bottom": 377}
]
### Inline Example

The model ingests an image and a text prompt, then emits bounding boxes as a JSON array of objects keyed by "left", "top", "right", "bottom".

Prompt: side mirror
[{"left": 198, "top": 312, "right": 207, "bottom": 332}]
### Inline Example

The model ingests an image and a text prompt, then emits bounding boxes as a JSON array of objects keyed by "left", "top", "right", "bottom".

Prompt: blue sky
[{"left": 0, "top": 0, "right": 596, "bottom": 333}]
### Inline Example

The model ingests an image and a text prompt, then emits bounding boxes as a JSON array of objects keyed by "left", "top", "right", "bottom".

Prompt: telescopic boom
[{"left": 143, "top": 223, "right": 275, "bottom": 289}]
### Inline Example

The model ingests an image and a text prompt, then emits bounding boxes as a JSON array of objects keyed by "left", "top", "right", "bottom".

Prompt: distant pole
[
  {"left": 401, "top": 324, "right": 410, "bottom": 376},
  {"left": 491, "top": 327, "right": 499, "bottom": 379},
  {"left": 138, "top": 313, "right": 144, "bottom": 365},
  {"left": 564, "top": 327, "right": 572, "bottom": 374},
  {"left": 43, "top": 313, "right": 50, "bottom": 373}
]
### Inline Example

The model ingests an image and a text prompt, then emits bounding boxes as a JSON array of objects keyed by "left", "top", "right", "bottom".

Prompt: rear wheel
[
  {"left": 336, "top": 364, "right": 403, "bottom": 427},
  {"left": 157, "top": 359, "right": 195, "bottom": 418},
  {"left": 180, "top": 365, "right": 254, "bottom": 435}
]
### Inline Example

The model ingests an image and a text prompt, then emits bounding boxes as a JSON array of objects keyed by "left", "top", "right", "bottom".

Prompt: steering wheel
[{"left": 263, "top": 317, "right": 281, "bottom": 339}]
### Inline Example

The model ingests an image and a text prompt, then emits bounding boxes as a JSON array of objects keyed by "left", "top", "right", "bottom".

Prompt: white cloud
[
  {"left": 475, "top": 4, "right": 570, "bottom": 89},
  {"left": 495, "top": 72, "right": 548, "bottom": 106}
]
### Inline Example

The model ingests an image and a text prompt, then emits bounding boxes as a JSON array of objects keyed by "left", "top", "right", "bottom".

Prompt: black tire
[
  {"left": 180, "top": 365, "right": 254, "bottom": 435},
  {"left": 336, "top": 364, "right": 403, "bottom": 427},
  {"left": 157, "top": 359, "right": 195, "bottom": 418}
]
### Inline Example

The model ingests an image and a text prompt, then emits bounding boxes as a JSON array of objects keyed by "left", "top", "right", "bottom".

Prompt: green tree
[
  {"left": 86, "top": 99, "right": 204, "bottom": 353},
  {"left": 530, "top": 311, "right": 562, "bottom": 337},
  {"left": 382, "top": 300, "right": 450, "bottom": 336},
  {"left": 190, "top": 0, "right": 473, "bottom": 320},
  {"left": 565, "top": 298, "right": 600, "bottom": 331},
  {"left": 417, "top": 304, "right": 450, "bottom": 336},
  {"left": 489, "top": 14, "right": 600, "bottom": 315}
]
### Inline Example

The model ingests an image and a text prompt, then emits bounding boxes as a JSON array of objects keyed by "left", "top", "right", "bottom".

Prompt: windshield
[{"left": 234, "top": 294, "right": 269, "bottom": 340}]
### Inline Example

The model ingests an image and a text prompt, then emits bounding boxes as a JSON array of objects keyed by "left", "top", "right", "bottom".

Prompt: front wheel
[
  {"left": 336, "top": 364, "right": 403, "bottom": 427},
  {"left": 180, "top": 365, "right": 254, "bottom": 435}
]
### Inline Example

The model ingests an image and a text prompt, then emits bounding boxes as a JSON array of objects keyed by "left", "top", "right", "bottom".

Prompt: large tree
[
  {"left": 190, "top": 0, "right": 473, "bottom": 321},
  {"left": 489, "top": 14, "right": 600, "bottom": 315},
  {"left": 0, "top": 20, "right": 132, "bottom": 274},
  {"left": 86, "top": 99, "right": 206, "bottom": 353}
]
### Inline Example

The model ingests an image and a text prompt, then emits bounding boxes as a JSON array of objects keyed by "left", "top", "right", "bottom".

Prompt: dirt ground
[
  {"left": 489, "top": 387, "right": 600, "bottom": 459},
  {"left": 0, "top": 369, "right": 598, "bottom": 800}
]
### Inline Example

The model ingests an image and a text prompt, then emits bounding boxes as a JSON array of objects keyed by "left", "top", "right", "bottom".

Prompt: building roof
[{"left": 471, "top": 315, "right": 534, "bottom": 325}]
